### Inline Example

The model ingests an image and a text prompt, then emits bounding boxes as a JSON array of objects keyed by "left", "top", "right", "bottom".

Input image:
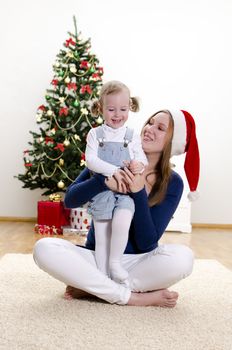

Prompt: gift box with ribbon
[
  {"left": 70, "top": 207, "right": 91, "bottom": 233},
  {"left": 34, "top": 224, "right": 62, "bottom": 235},
  {"left": 36, "top": 194, "right": 70, "bottom": 233}
]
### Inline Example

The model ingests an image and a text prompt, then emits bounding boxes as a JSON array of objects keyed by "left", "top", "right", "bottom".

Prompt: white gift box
[
  {"left": 70, "top": 207, "right": 92, "bottom": 233},
  {"left": 62, "top": 226, "right": 80, "bottom": 236}
]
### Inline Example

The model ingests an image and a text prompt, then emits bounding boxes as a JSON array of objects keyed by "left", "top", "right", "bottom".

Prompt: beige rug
[{"left": 0, "top": 254, "right": 232, "bottom": 350}]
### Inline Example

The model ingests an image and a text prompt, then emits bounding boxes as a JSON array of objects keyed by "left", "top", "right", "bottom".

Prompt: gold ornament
[
  {"left": 81, "top": 108, "right": 88, "bottom": 115},
  {"left": 57, "top": 180, "right": 65, "bottom": 189},
  {"left": 74, "top": 134, "right": 81, "bottom": 141},
  {"left": 67, "top": 51, "right": 74, "bottom": 58},
  {"left": 63, "top": 139, "right": 70, "bottom": 147},
  {"left": 70, "top": 65, "right": 77, "bottom": 73},
  {"left": 47, "top": 110, "right": 53, "bottom": 116},
  {"left": 59, "top": 97, "right": 65, "bottom": 104},
  {"left": 65, "top": 76, "right": 71, "bottom": 83},
  {"left": 59, "top": 158, "right": 64, "bottom": 166},
  {"left": 39, "top": 136, "right": 44, "bottom": 143},
  {"left": 96, "top": 116, "right": 103, "bottom": 124}
]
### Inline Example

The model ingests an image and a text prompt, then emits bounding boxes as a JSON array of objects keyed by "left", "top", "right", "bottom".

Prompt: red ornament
[
  {"left": 51, "top": 79, "right": 59, "bottom": 87},
  {"left": 98, "top": 67, "right": 104, "bottom": 75},
  {"left": 25, "top": 163, "right": 32, "bottom": 167},
  {"left": 80, "top": 60, "right": 89, "bottom": 69},
  {"left": 38, "top": 105, "right": 46, "bottom": 111},
  {"left": 81, "top": 153, "right": 85, "bottom": 161}
]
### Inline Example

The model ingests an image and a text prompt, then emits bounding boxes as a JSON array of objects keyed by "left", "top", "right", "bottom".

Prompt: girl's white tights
[
  {"left": 94, "top": 209, "right": 133, "bottom": 283},
  {"left": 94, "top": 220, "right": 111, "bottom": 276}
]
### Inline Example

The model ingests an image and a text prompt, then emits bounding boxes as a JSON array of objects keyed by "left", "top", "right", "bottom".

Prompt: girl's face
[
  {"left": 102, "top": 90, "right": 130, "bottom": 129},
  {"left": 141, "top": 112, "right": 171, "bottom": 154}
]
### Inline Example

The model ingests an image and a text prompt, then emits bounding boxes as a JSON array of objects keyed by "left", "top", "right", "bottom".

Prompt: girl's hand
[
  {"left": 128, "top": 160, "right": 145, "bottom": 174},
  {"left": 122, "top": 167, "right": 145, "bottom": 193}
]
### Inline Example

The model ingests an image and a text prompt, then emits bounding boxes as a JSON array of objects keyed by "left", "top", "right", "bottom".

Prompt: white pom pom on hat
[{"left": 168, "top": 110, "right": 200, "bottom": 201}]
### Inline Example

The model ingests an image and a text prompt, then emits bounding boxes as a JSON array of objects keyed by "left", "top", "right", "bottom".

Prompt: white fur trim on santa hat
[
  {"left": 169, "top": 110, "right": 187, "bottom": 157},
  {"left": 187, "top": 190, "right": 200, "bottom": 201}
]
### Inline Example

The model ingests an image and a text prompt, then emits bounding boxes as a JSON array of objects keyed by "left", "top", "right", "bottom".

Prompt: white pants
[{"left": 33, "top": 237, "right": 194, "bottom": 305}]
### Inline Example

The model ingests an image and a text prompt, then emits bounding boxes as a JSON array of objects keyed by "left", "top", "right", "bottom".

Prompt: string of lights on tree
[{"left": 16, "top": 16, "right": 104, "bottom": 196}]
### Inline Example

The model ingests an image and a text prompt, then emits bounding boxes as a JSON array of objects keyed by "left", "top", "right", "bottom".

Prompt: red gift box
[{"left": 37, "top": 200, "right": 70, "bottom": 229}]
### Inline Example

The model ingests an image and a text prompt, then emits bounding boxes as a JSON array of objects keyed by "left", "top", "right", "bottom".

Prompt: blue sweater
[{"left": 64, "top": 168, "right": 184, "bottom": 254}]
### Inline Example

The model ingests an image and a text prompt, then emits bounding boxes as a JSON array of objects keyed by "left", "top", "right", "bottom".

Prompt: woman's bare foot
[
  {"left": 127, "top": 289, "right": 179, "bottom": 308},
  {"left": 64, "top": 286, "right": 95, "bottom": 300}
]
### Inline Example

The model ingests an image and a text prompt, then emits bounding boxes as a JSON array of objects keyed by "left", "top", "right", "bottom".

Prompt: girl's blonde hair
[
  {"left": 142, "top": 110, "right": 174, "bottom": 206},
  {"left": 91, "top": 80, "right": 140, "bottom": 116}
]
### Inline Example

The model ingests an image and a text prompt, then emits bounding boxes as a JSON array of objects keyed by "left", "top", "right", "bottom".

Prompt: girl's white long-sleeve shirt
[{"left": 85, "top": 123, "right": 148, "bottom": 177}]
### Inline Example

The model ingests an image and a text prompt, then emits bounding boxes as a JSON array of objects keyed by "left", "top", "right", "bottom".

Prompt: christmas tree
[{"left": 16, "top": 16, "right": 104, "bottom": 196}]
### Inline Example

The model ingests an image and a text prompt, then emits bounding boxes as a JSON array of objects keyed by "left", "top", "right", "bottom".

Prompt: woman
[{"left": 33, "top": 109, "right": 200, "bottom": 308}]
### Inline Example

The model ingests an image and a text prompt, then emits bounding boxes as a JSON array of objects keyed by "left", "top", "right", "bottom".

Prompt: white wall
[{"left": 0, "top": 0, "right": 232, "bottom": 224}]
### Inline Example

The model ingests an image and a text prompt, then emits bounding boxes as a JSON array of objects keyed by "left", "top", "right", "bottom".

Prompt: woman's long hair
[{"left": 142, "top": 110, "right": 174, "bottom": 206}]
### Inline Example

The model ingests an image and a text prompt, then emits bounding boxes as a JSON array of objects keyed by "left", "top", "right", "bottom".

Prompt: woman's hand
[
  {"left": 122, "top": 167, "right": 145, "bottom": 193},
  {"left": 105, "top": 170, "right": 128, "bottom": 194}
]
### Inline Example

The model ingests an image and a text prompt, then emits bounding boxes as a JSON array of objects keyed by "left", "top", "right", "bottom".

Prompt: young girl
[{"left": 85, "top": 81, "right": 148, "bottom": 283}]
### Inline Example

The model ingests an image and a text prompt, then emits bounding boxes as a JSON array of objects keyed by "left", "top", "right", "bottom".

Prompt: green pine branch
[{"left": 15, "top": 17, "right": 104, "bottom": 195}]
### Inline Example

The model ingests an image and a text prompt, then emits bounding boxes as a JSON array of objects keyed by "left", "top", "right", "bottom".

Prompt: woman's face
[{"left": 141, "top": 112, "right": 171, "bottom": 154}]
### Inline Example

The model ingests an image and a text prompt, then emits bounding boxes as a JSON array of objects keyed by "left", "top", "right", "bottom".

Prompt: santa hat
[{"left": 169, "top": 110, "right": 200, "bottom": 201}]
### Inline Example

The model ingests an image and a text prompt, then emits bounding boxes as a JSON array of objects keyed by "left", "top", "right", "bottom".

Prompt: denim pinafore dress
[{"left": 87, "top": 126, "right": 135, "bottom": 220}]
